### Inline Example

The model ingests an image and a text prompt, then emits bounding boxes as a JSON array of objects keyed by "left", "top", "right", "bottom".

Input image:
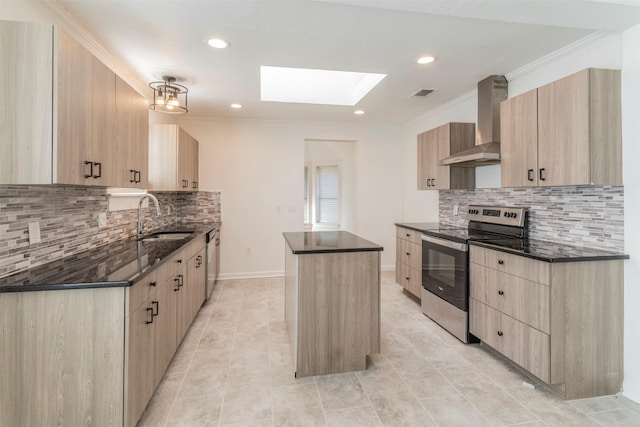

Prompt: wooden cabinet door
[
  {"left": 417, "top": 131, "right": 430, "bottom": 190},
  {"left": 190, "top": 137, "right": 199, "bottom": 190},
  {"left": 500, "top": 89, "right": 538, "bottom": 188},
  {"left": 56, "top": 29, "right": 92, "bottom": 185},
  {"left": 178, "top": 128, "right": 191, "bottom": 191},
  {"left": 89, "top": 55, "right": 116, "bottom": 186},
  {"left": 56, "top": 29, "right": 116, "bottom": 186},
  {"left": 432, "top": 124, "right": 451, "bottom": 190},
  {"left": 126, "top": 300, "right": 153, "bottom": 427},
  {"left": 116, "top": 76, "right": 149, "bottom": 188},
  {"left": 0, "top": 21, "right": 54, "bottom": 185},
  {"left": 537, "top": 70, "right": 591, "bottom": 186},
  {"left": 151, "top": 275, "right": 177, "bottom": 389}
]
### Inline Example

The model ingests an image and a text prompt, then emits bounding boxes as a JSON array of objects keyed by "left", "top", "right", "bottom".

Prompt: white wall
[
  {"left": 179, "top": 117, "right": 403, "bottom": 278},
  {"left": 622, "top": 24, "right": 640, "bottom": 403}
]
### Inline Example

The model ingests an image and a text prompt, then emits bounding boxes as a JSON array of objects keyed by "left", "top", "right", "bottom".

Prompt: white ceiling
[{"left": 54, "top": 0, "right": 640, "bottom": 124}]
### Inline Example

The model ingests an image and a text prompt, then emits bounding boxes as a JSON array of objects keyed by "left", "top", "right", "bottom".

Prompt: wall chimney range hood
[{"left": 439, "top": 75, "right": 508, "bottom": 167}]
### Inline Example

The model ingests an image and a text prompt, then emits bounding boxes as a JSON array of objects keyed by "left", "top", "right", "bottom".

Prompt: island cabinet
[
  {"left": 469, "top": 246, "right": 623, "bottom": 399},
  {"left": 417, "top": 122, "right": 476, "bottom": 190},
  {"left": 0, "top": 20, "right": 149, "bottom": 188},
  {"left": 500, "top": 68, "right": 622, "bottom": 188},
  {"left": 148, "top": 124, "right": 200, "bottom": 191},
  {"left": 283, "top": 231, "right": 382, "bottom": 378},
  {"left": 395, "top": 226, "right": 422, "bottom": 298}
]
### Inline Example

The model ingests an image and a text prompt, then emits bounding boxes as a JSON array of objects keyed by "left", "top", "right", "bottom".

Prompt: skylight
[{"left": 260, "top": 66, "right": 386, "bottom": 106}]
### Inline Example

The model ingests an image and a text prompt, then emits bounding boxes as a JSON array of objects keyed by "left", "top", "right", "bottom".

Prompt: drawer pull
[
  {"left": 406, "top": 252, "right": 410, "bottom": 256},
  {"left": 497, "top": 331, "right": 504, "bottom": 337},
  {"left": 498, "top": 290, "right": 504, "bottom": 295},
  {"left": 406, "top": 233, "right": 410, "bottom": 237},
  {"left": 146, "top": 307, "right": 154, "bottom": 324},
  {"left": 498, "top": 259, "right": 504, "bottom": 265},
  {"left": 405, "top": 277, "right": 410, "bottom": 281},
  {"left": 149, "top": 281, "right": 157, "bottom": 287}
]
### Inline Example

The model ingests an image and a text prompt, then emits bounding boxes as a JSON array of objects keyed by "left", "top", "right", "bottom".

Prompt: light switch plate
[{"left": 28, "top": 221, "right": 41, "bottom": 244}]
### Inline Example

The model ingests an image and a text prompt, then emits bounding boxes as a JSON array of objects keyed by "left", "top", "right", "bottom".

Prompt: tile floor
[{"left": 138, "top": 272, "right": 640, "bottom": 427}]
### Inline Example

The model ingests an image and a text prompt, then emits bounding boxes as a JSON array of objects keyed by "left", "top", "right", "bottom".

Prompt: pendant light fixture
[{"left": 149, "top": 76, "right": 188, "bottom": 114}]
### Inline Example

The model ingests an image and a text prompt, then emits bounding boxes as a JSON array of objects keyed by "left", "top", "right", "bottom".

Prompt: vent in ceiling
[{"left": 412, "top": 89, "right": 434, "bottom": 97}]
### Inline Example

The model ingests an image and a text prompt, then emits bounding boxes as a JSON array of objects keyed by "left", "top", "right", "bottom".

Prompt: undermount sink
[{"left": 141, "top": 231, "right": 193, "bottom": 241}]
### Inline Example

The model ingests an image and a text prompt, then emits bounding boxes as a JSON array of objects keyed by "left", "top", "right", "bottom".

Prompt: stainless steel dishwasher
[{"left": 205, "top": 228, "right": 218, "bottom": 300}]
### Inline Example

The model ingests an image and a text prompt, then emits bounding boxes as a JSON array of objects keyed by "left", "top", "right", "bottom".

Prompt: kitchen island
[{"left": 283, "top": 231, "right": 383, "bottom": 378}]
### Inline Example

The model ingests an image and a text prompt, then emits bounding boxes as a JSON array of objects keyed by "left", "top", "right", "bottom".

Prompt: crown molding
[{"left": 41, "top": 0, "right": 152, "bottom": 100}]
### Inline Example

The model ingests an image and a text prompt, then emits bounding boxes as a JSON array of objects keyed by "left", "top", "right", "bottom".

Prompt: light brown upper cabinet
[
  {"left": 148, "top": 124, "right": 200, "bottom": 192},
  {"left": 115, "top": 76, "right": 149, "bottom": 188},
  {"left": 500, "top": 68, "right": 622, "bottom": 188},
  {"left": 0, "top": 20, "right": 149, "bottom": 188},
  {"left": 417, "top": 122, "right": 476, "bottom": 190}
]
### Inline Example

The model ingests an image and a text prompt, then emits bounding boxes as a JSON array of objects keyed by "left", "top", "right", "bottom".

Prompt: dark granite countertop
[
  {"left": 283, "top": 231, "right": 383, "bottom": 254},
  {"left": 394, "top": 222, "right": 443, "bottom": 233},
  {"left": 470, "top": 238, "right": 629, "bottom": 263},
  {"left": 0, "top": 223, "right": 218, "bottom": 293}
]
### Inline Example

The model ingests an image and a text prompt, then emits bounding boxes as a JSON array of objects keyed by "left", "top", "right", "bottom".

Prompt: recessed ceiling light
[
  {"left": 207, "top": 38, "right": 229, "bottom": 49},
  {"left": 417, "top": 56, "right": 435, "bottom": 65},
  {"left": 354, "top": 110, "right": 365, "bottom": 115},
  {"left": 230, "top": 103, "right": 242, "bottom": 109}
]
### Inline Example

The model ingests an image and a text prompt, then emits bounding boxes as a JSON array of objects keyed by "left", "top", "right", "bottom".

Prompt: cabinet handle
[
  {"left": 149, "top": 281, "right": 157, "bottom": 287},
  {"left": 196, "top": 255, "right": 203, "bottom": 267},
  {"left": 405, "top": 277, "right": 410, "bottom": 280},
  {"left": 427, "top": 178, "right": 432, "bottom": 187},
  {"left": 177, "top": 259, "right": 182, "bottom": 264},
  {"left": 498, "top": 259, "right": 504, "bottom": 265},
  {"left": 146, "top": 307, "right": 154, "bottom": 324},
  {"left": 406, "top": 252, "right": 410, "bottom": 256},
  {"left": 539, "top": 168, "right": 546, "bottom": 181},
  {"left": 152, "top": 300, "right": 159, "bottom": 317},
  {"left": 406, "top": 233, "right": 410, "bottom": 237},
  {"left": 432, "top": 178, "right": 435, "bottom": 187},
  {"left": 130, "top": 169, "right": 136, "bottom": 183},
  {"left": 497, "top": 331, "right": 503, "bottom": 337},
  {"left": 136, "top": 170, "right": 141, "bottom": 183},
  {"left": 527, "top": 169, "right": 534, "bottom": 182},
  {"left": 182, "top": 179, "right": 189, "bottom": 188},
  {"left": 84, "top": 161, "right": 94, "bottom": 178},
  {"left": 192, "top": 181, "right": 198, "bottom": 189},
  {"left": 174, "top": 277, "right": 181, "bottom": 291},
  {"left": 498, "top": 290, "right": 504, "bottom": 295},
  {"left": 93, "top": 162, "right": 101, "bottom": 178},
  {"left": 178, "top": 274, "right": 184, "bottom": 287}
]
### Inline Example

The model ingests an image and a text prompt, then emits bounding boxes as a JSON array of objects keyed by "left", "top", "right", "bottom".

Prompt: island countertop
[{"left": 283, "top": 231, "right": 383, "bottom": 254}]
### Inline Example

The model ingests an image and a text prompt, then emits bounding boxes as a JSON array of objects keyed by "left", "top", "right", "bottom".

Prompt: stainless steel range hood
[{"left": 439, "top": 75, "right": 508, "bottom": 167}]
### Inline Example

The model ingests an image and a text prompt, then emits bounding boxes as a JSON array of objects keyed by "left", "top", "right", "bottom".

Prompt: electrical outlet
[
  {"left": 28, "top": 221, "right": 41, "bottom": 244},
  {"left": 98, "top": 212, "right": 107, "bottom": 229},
  {"left": 244, "top": 247, "right": 252, "bottom": 255},
  {"left": 453, "top": 205, "right": 459, "bottom": 216}
]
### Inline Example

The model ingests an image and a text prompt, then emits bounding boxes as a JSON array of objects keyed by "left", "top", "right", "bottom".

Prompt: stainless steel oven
[
  {"left": 419, "top": 205, "right": 528, "bottom": 344},
  {"left": 421, "top": 235, "right": 468, "bottom": 311}
]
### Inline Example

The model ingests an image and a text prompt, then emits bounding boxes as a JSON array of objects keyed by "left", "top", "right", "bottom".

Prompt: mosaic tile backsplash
[
  {"left": 0, "top": 185, "right": 221, "bottom": 279},
  {"left": 439, "top": 186, "right": 624, "bottom": 252}
]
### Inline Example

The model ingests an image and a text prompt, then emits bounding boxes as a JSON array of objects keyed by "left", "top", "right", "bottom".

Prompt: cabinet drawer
[
  {"left": 396, "top": 227, "right": 422, "bottom": 245},
  {"left": 476, "top": 246, "right": 550, "bottom": 286},
  {"left": 396, "top": 239, "right": 421, "bottom": 271},
  {"left": 395, "top": 261, "right": 421, "bottom": 298},
  {"left": 471, "top": 264, "right": 550, "bottom": 333},
  {"left": 471, "top": 299, "right": 550, "bottom": 383}
]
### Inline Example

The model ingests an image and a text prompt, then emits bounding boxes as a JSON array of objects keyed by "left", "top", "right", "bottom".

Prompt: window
[{"left": 315, "top": 165, "right": 340, "bottom": 227}]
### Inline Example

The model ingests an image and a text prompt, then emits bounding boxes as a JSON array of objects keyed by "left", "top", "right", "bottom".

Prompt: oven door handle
[{"left": 421, "top": 235, "right": 468, "bottom": 252}]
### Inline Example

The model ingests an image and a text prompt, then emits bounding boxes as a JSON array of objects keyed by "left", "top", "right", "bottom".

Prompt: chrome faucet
[{"left": 137, "top": 194, "right": 161, "bottom": 240}]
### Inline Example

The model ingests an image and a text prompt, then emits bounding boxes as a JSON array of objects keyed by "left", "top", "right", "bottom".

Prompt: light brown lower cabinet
[
  {"left": 470, "top": 245, "right": 623, "bottom": 399},
  {"left": 395, "top": 226, "right": 422, "bottom": 298},
  {"left": 0, "top": 238, "right": 206, "bottom": 427}
]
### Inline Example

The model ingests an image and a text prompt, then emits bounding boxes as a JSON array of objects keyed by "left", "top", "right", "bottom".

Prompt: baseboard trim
[{"left": 218, "top": 270, "right": 284, "bottom": 280}]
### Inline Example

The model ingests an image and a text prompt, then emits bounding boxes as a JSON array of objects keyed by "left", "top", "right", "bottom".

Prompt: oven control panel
[{"left": 467, "top": 205, "right": 528, "bottom": 227}]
